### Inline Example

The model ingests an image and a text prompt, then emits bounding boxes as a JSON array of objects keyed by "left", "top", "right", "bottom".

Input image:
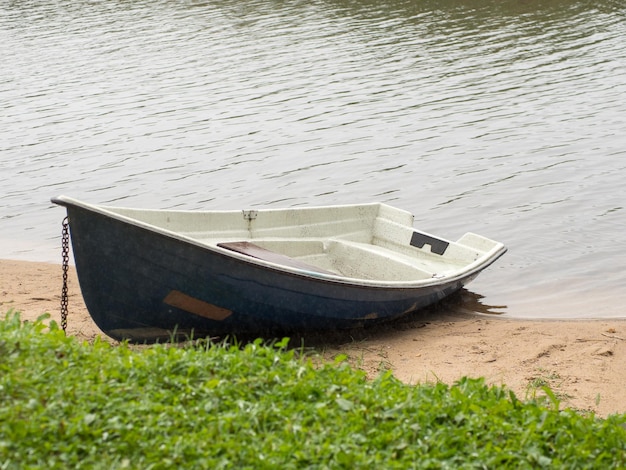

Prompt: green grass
[{"left": 1, "top": 311, "right": 625, "bottom": 469}]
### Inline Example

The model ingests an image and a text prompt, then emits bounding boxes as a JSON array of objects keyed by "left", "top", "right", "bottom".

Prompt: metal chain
[{"left": 60, "top": 216, "right": 70, "bottom": 333}]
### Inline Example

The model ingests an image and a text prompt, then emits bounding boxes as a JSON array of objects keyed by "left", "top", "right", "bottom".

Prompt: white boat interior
[{"left": 104, "top": 202, "right": 505, "bottom": 285}]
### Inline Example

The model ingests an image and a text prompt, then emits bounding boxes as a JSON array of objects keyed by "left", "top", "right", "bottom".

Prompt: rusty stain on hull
[{"left": 164, "top": 290, "right": 232, "bottom": 321}]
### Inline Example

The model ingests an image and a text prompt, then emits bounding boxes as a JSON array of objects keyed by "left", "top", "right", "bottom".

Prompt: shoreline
[{"left": 1, "top": 258, "right": 624, "bottom": 417}]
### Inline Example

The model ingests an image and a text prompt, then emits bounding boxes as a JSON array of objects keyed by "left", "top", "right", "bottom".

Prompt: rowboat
[{"left": 52, "top": 196, "right": 506, "bottom": 342}]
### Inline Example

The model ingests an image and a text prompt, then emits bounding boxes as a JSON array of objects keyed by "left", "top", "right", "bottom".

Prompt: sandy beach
[{"left": 1, "top": 258, "right": 624, "bottom": 418}]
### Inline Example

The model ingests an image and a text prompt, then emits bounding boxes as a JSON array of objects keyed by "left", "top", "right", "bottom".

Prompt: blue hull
[{"left": 58, "top": 202, "right": 484, "bottom": 342}]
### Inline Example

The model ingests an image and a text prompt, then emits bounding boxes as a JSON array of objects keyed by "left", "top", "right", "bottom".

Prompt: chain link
[{"left": 60, "top": 216, "right": 70, "bottom": 333}]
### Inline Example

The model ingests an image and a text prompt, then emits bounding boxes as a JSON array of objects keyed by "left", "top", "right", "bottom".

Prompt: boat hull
[{"left": 57, "top": 200, "right": 500, "bottom": 342}]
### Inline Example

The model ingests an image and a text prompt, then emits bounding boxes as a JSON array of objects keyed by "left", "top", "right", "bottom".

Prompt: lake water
[{"left": 1, "top": 0, "right": 625, "bottom": 319}]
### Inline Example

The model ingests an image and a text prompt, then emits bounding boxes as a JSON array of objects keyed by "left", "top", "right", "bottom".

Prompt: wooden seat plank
[{"left": 217, "top": 241, "right": 335, "bottom": 275}]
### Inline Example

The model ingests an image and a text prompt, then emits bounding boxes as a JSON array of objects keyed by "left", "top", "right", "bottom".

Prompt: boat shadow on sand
[{"left": 202, "top": 289, "right": 508, "bottom": 349}]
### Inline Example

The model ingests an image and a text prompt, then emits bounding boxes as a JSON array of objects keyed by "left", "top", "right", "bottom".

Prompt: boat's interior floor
[
  {"left": 106, "top": 203, "right": 501, "bottom": 282},
  {"left": 204, "top": 236, "right": 467, "bottom": 282}
]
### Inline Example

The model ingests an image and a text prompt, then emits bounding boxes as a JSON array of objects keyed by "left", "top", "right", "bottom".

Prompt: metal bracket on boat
[
  {"left": 242, "top": 210, "right": 258, "bottom": 221},
  {"left": 410, "top": 231, "right": 449, "bottom": 255}
]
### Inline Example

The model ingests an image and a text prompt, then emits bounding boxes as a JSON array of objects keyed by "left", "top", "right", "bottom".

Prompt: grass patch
[
  {"left": 1, "top": 310, "right": 625, "bottom": 468},
  {"left": 526, "top": 369, "right": 573, "bottom": 408}
]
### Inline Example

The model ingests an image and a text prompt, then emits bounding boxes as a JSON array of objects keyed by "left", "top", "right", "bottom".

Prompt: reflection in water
[
  {"left": 445, "top": 290, "right": 507, "bottom": 316},
  {"left": 1, "top": 0, "right": 625, "bottom": 319}
]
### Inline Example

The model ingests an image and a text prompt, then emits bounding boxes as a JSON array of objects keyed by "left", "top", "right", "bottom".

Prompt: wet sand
[{"left": 1, "top": 259, "right": 624, "bottom": 417}]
